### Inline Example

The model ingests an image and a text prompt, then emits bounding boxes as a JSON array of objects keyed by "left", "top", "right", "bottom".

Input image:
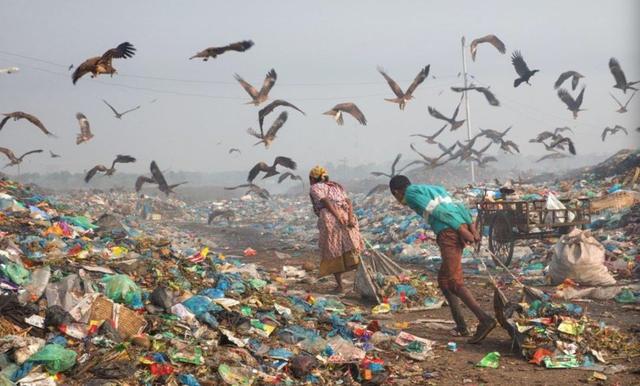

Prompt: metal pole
[{"left": 461, "top": 36, "right": 475, "bottom": 183}]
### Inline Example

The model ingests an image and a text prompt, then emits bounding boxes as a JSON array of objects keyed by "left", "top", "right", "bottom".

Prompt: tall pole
[{"left": 461, "top": 36, "right": 475, "bottom": 183}]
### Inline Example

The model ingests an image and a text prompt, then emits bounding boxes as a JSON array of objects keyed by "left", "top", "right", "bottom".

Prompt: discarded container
[{"left": 476, "top": 352, "right": 500, "bottom": 368}]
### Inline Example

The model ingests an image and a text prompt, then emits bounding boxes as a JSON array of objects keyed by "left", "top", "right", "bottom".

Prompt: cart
[{"left": 476, "top": 197, "right": 591, "bottom": 267}]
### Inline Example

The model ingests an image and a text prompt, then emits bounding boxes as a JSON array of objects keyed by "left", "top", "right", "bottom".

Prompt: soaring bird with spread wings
[
  {"left": 225, "top": 184, "right": 271, "bottom": 200},
  {"left": 72, "top": 42, "right": 136, "bottom": 84},
  {"left": 367, "top": 154, "right": 410, "bottom": 196},
  {"left": 403, "top": 144, "right": 449, "bottom": 170},
  {"left": 428, "top": 98, "right": 465, "bottom": 131},
  {"left": 609, "top": 58, "right": 638, "bottom": 93},
  {"left": 470, "top": 34, "right": 506, "bottom": 61},
  {"left": 134, "top": 161, "right": 187, "bottom": 195},
  {"left": 102, "top": 100, "right": 141, "bottom": 119},
  {"left": 529, "top": 127, "right": 573, "bottom": 144},
  {"left": 410, "top": 124, "right": 446, "bottom": 144},
  {"left": 234, "top": 69, "right": 277, "bottom": 105},
  {"left": 451, "top": 85, "right": 500, "bottom": 106},
  {"left": 557, "top": 87, "right": 585, "bottom": 119},
  {"left": 609, "top": 91, "right": 636, "bottom": 113},
  {"left": 377, "top": 65, "right": 430, "bottom": 110},
  {"left": 473, "top": 127, "right": 512, "bottom": 144},
  {"left": 75, "top": 113, "right": 93, "bottom": 145},
  {"left": 323, "top": 103, "right": 367, "bottom": 125},
  {"left": 258, "top": 100, "right": 305, "bottom": 131},
  {"left": 0, "top": 112, "right": 54, "bottom": 136},
  {"left": 0, "top": 147, "right": 42, "bottom": 168},
  {"left": 511, "top": 51, "right": 539, "bottom": 87},
  {"left": 247, "top": 156, "right": 297, "bottom": 183},
  {"left": 278, "top": 172, "right": 305, "bottom": 192},
  {"left": 537, "top": 152, "right": 570, "bottom": 163},
  {"left": 190, "top": 40, "right": 254, "bottom": 61},
  {"left": 554, "top": 71, "right": 584, "bottom": 90},
  {"left": 85, "top": 155, "right": 136, "bottom": 183},
  {"left": 247, "top": 111, "right": 288, "bottom": 148},
  {"left": 601, "top": 125, "right": 628, "bottom": 142}
]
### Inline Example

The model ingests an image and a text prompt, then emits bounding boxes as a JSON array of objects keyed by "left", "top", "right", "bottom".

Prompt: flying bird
[
  {"left": 470, "top": 34, "right": 506, "bottom": 61},
  {"left": 609, "top": 58, "right": 639, "bottom": 93},
  {"left": 471, "top": 155, "right": 498, "bottom": 168},
  {"left": 536, "top": 152, "right": 569, "bottom": 163},
  {"left": 609, "top": 91, "right": 636, "bottom": 113},
  {"left": 228, "top": 148, "right": 241, "bottom": 154},
  {"left": 0, "top": 148, "right": 43, "bottom": 168},
  {"left": 75, "top": 113, "right": 94, "bottom": 145},
  {"left": 247, "top": 156, "right": 297, "bottom": 183},
  {"left": 451, "top": 85, "right": 500, "bottom": 106},
  {"left": 247, "top": 111, "right": 288, "bottom": 148},
  {"left": 377, "top": 65, "right": 430, "bottom": 110},
  {"left": 224, "top": 183, "right": 271, "bottom": 200},
  {"left": 278, "top": 172, "right": 305, "bottom": 192},
  {"left": 102, "top": 100, "right": 141, "bottom": 119},
  {"left": 190, "top": 40, "right": 254, "bottom": 61},
  {"left": 529, "top": 127, "right": 573, "bottom": 143},
  {"left": 511, "top": 50, "right": 539, "bottom": 87},
  {"left": 208, "top": 209, "right": 235, "bottom": 224},
  {"left": 258, "top": 99, "right": 305, "bottom": 131},
  {"left": 135, "top": 172, "right": 187, "bottom": 194},
  {"left": 234, "top": 69, "right": 277, "bottom": 105},
  {"left": 85, "top": 155, "right": 136, "bottom": 183},
  {"left": 404, "top": 144, "right": 449, "bottom": 169},
  {"left": 428, "top": 99, "right": 465, "bottom": 131},
  {"left": 49, "top": 151, "right": 61, "bottom": 158},
  {"left": 474, "top": 127, "right": 512, "bottom": 144},
  {"left": 438, "top": 142, "right": 458, "bottom": 158},
  {"left": 0, "top": 112, "right": 54, "bottom": 136},
  {"left": 147, "top": 161, "right": 187, "bottom": 196},
  {"left": 370, "top": 153, "right": 406, "bottom": 178},
  {"left": 323, "top": 103, "right": 367, "bottom": 125},
  {"left": 410, "top": 124, "right": 446, "bottom": 144},
  {"left": 72, "top": 42, "right": 136, "bottom": 84},
  {"left": 557, "top": 87, "right": 585, "bottom": 119},
  {"left": 499, "top": 139, "right": 520, "bottom": 154},
  {"left": 548, "top": 136, "right": 576, "bottom": 155},
  {"left": 554, "top": 71, "right": 584, "bottom": 90},
  {"left": 601, "top": 125, "right": 628, "bottom": 141}
]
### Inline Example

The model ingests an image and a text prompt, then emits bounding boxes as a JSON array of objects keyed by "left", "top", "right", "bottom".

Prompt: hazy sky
[{"left": 1, "top": 0, "right": 639, "bottom": 176}]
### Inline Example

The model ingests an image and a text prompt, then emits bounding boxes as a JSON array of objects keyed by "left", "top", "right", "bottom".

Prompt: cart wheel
[{"left": 489, "top": 211, "right": 515, "bottom": 267}]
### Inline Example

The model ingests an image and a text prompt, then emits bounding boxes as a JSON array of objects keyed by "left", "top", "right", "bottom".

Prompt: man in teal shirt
[{"left": 390, "top": 175, "right": 496, "bottom": 344}]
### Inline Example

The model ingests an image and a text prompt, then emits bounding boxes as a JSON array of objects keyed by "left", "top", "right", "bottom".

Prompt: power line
[{"left": 0, "top": 49, "right": 459, "bottom": 87}]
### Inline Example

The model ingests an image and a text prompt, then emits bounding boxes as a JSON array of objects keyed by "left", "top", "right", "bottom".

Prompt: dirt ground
[{"left": 180, "top": 222, "right": 640, "bottom": 386}]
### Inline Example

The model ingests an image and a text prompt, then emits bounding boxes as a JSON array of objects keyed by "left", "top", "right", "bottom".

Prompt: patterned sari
[{"left": 310, "top": 181, "right": 363, "bottom": 276}]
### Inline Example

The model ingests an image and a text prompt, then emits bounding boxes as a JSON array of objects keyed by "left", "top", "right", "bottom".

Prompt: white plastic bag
[
  {"left": 548, "top": 229, "right": 616, "bottom": 286},
  {"left": 544, "top": 192, "right": 575, "bottom": 224}
]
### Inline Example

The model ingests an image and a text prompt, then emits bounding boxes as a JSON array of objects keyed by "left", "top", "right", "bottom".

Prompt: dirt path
[{"left": 180, "top": 221, "right": 640, "bottom": 385}]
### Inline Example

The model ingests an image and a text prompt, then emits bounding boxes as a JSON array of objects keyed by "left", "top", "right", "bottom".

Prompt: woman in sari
[{"left": 309, "top": 166, "right": 363, "bottom": 293}]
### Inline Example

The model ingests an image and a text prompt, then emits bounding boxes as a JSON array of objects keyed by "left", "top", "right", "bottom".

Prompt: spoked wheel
[{"left": 489, "top": 211, "right": 515, "bottom": 267}]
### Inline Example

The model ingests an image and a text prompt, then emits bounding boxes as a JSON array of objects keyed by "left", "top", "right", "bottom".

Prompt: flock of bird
[{"left": 0, "top": 35, "right": 638, "bottom": 199}]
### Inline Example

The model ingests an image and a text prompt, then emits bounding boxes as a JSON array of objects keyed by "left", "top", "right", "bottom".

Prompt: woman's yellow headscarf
[{"left": 309, "top": 165, "right": 328, "bottom": 180}]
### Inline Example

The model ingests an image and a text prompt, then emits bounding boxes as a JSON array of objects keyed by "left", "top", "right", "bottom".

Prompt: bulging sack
[{"left": 548, "top": 229, "right": 615, "bottom": 286}]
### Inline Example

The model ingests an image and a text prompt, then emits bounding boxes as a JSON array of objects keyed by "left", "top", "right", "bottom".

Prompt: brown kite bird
[
  {"left": 247, "top": 156, "right": 297, "bottom": 183},
  {"left": 247, "top": 111, "right": 288, "bottom": 148},
  {"left": 557, "top": 87, "right": 585, "bottom": 119},
  {"left": 234, "top": 69, "right": 277, "bottom": 105},
  {"left": 72, "top": 42, "right": 136, "bottom": 84},
  {"left": 470, "top": 34, "right": 506, "bottom": 61},
  {"left": 323, "top": 103, "right": 367, "bottom": 126},
  {"left": 428, "top": 98, "right": 465, "bottom": 131},
  {"left": 609, "top": 58, "right": 639, "bottom": 94},
  {"left": 224, "top": 183, "right": 271, "bottom": 200},
  {"left": 0, "top": 147, "right": 43, "bottom": 168},
  {"left": 258, "top": 99, "right": 305, "bottom": 131},
  {"left": 84, "top": 155, "right": 136, "bottom": 183},
  {"left": 554, "top": 71, "right": 584, "bottom": 90},
  {"left": 0, "top": 112, "right": 54, "bottom": 136},
  {"left": 377, "top": 65, "right": 430, "bottom": 110},
  {"left": 75, "top": 113, "right": 94, "bottom": 145},
  {"left": 190, "top": 40, "right": 254, "bottom": 61}
]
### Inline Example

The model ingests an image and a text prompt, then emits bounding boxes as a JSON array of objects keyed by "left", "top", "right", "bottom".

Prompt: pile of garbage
[
  {"left": 2, "top": 178, "right": 450, "bottom": 385},
  {"left": 497, "top": 287, "right": 640, "bottom": 371}
]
